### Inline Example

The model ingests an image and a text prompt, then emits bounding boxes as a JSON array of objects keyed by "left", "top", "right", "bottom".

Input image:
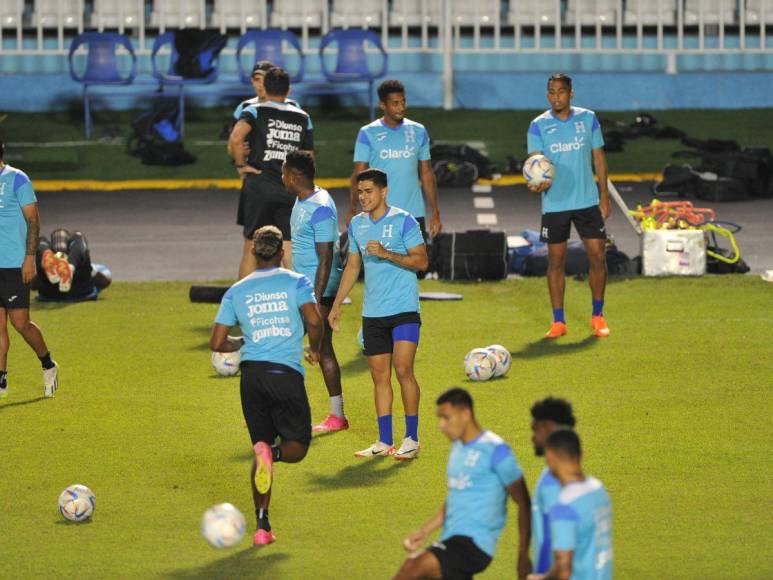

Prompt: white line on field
[{"left": 473, "top": 196, "right": 494, "bottom": 209}]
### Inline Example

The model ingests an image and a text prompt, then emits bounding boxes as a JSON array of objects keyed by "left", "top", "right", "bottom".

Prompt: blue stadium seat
[
  {"left": 68, "top": 32, "right": 137, "bottom": 139},
  {"left": 236, "top": 29, "right": 305, "bottom": 84}
]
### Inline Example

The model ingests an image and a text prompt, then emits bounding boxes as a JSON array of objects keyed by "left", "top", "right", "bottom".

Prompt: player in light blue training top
[
  {"left": 284, "top": 150, "right": 348, "bottom": 435},
  {"left": 529, "top": 429, "right": 612, "bottom": 580},
  {"left": 0, "top": 139, "right": 59, "bottom": 400},
  {"left": 329, "top": 168, "right": 428, "bottom": 461},
  {"left": 210, "top": 225, "right": 325, "bottom": 548},
  {"left": 394, "top": 388, "right": 532, "bottom": 580},
  {"left": 530, "top": 397, "right": 578, "bottom": 575},
  {"left": 526, "top": 73, "right": 611, "bottom": 341},
  {"left": 349, "top": 79, "right": 442, "bottom": 247}
]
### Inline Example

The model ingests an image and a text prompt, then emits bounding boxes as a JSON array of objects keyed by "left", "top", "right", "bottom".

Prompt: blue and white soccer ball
[
  {"left": 201, "top": 503, "right": 247, "bottom": 548},
  {"left": 464, "top": 348, "right": 498, "bottom": 382},
  {"left": 523, "top": 154, "right": 555, "bottom": 187},
  {"left": 486, "top": 344, "right": 512, "bottom": 377},
  {"left": 211, "top": 351, "right": 240, "bottom": 377},
  {"left": 58, "top": 484, "right": 95, "bottom": 522}
]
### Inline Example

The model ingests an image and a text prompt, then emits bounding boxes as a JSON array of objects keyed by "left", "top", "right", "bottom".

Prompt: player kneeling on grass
[
  {"left": 394, "top": 388, "right": 532, "bottom": 580},
  {"left": 209, "top": 225, "right": 324, "bottom": 547},
  {"left": 329, "top": 168, "right": 428, "bottom": 460}
]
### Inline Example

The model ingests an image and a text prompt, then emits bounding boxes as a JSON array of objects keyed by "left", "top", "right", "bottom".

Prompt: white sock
[{"left": 330, "top": 395, "right": 345, "bottom": 418}]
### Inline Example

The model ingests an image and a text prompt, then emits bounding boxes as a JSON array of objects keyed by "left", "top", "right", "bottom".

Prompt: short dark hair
[
  {"left": 284, "top": 150, "right": 315, "bottom": 182},
  {"left": 356, "top": 168, "right": 388, "bottom": 188},
  {"left": 252, "top": 225, "right": 283, "bottom": 260},
  {"left": 436, "top": 387, "right": 474, "bottom": 410},
  {"left": 378, "top": 79, "right": 405, "bottom": 102},
  {"left": 252, "top": 60, "right": 275, "bottom": 77},
  {"left": 545, "top": 428, "right": 581, "bottom": 458},
  {"left": 547, "top": 73, "right": 572, "bottom": 90},
  {"left": 531, "top": 397, "right": 576, "bottom": 427},
  {"left": 264, "top": 67, "right": 290, "bottom": 97}
]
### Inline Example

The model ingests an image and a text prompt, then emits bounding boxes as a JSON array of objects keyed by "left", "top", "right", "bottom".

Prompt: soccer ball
[
  {"left": 211, "top": 351, "right": 240, "bottom": 377},
  {"left": 486, "top": 344, "right": 512, "bottom": 377},
  {"left": 464, "top": 348, "right": 497, "bottom": 382},
  {"left": 523, "top": 154, "right": 555, "bottom": 187},
  {"left": 58, "top": 484, "right": 95, "bottom": 522},
  {"left": 201, "top": 503, "right": 247, "bottom": 548}
]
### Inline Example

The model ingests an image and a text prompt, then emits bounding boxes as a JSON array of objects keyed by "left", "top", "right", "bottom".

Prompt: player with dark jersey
[{"left": 229, "top": 67, "right": 314, "bottom": 278}]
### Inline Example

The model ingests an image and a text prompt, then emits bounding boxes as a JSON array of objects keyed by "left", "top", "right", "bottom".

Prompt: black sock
[
  {"left": 39, "top": 353, "right": 54, "bottom": 370},
  {"left": 0, "top": 371, "right": 6, "bottom": 388},
  {"left": 256, "top": 508, "right": 271, "bottom": 531},
  {"left": 271, "top": 446, "right": 281, "bottom": 462}
]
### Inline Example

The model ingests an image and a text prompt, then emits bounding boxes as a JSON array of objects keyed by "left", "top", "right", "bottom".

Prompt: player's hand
[
  {"left": 599, "top": 195, "right": 612, "bottom": 220},
  {"left": 366, "top": 241, "right": 388, "bottom": 259},
  {"left": 328, "top": 305, "right": 342, "bottom": 332},
  {"left": 345, "top": 208, "right": 357, "bottom": 226},
  {"left": 304, "top": 349, "right": 320, "bottom": 365},
  {"left": 429, "top": 212, "right": 442, "bottom": 238},
  {"left": 527, "top": 180, "right": 551, "bottom": 194},
  {"left": 518, "top": 551, "right": 533, "bottom": 580},
  {"left": 237, "top": 165, "right": 261, "bottom": 178},
  {"left": 403, "top": 530, "right": 426, "bottom": 553},
  {"left": 21, "top": 255, "right": 36, "bottom": 285}
]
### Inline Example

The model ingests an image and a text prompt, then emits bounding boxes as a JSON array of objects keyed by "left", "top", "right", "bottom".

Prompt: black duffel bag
[{"left": 430, "top": 230, "right": 507, "bottom": 280}]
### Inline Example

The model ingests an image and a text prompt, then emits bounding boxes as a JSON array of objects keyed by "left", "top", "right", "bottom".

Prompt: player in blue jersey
[
  {"left": 526, "top": 74, "right": 611, "bottom": 340},
  {"left": 283, "top": 150, "right": 348, "bottom": 434},
  {"left": 395, "top": 388, "right": 532, "bottom": 580},
  {"left": 0, "top": 140, "right": 58, "bottom": 399},
  {"left": 528, "top": 429, "right": 612, "bottom": 580},
  {"left": 349, "top": 79, "right": 442, "bottom": 247},
  {"left": 530, "top": 398, "right": 577, "bottom": 575},
  {"left": 210, "top": 225, "right": 325, "bottom": 547},
  {"left": 329, "top": 168, "right": 428, "bottom": 460}
]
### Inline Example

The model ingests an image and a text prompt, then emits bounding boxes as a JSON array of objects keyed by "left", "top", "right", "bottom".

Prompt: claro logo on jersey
[
  {"left": 380, "top": 146, "right": 415, "bottom": 160},
  {"left": 550, "top": 136, "right": 585, "bottom": 153}
]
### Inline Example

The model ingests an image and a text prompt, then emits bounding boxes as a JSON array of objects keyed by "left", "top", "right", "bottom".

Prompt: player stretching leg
[
  {"left": 210, "top": 226, "right": 324, "bottom": 546},
  {"left": 329, "top": 169, "right": 428, "bottom": 460},
  {"left": 0, "top": 139, "right": 58, "bottom": 399},
  {"left": 394, "top": 388, "right": 532, "bottom": 580},
  {"left": 526, "top": 74, "right": 611, "bottom": 338},
  {"left": 284, "top": 151, "right": 348, "bottom": 433}
]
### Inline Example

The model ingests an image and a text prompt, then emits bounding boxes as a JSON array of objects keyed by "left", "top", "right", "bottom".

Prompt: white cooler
[{"left": 642, "top": 229, "right": 707, "bottom": 277}]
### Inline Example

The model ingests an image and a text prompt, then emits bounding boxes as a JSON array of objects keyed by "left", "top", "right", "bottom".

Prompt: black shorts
[
  {"left": 0, "top": 268, "right": 30, "bottom": 309},
  {"left": 237, "top": 173, "right": 293, "bottom": 240},
  {"left": 428, "top": 536, "right": 492, "bottom": 580},
  {"left": 362, "top": 311, "right": 421, "bottom": 356},
  {"left": 318, "top": 296, "right": 335, "bottom": 309},
  {"left": 240, "top": 361, "right": 312, "bottom": 448},
  {"left": 540, "top": 205, "right": 606, "bottom": 244}
]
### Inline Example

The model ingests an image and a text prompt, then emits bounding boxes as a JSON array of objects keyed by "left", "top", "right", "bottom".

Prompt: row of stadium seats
[{"left": 2, "top": 0, "right": 771, "bottom": 30}]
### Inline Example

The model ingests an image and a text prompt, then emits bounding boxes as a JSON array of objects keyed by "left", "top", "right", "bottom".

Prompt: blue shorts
[{"left": 361, "top": 312, "right": 421, "bottom": 356}]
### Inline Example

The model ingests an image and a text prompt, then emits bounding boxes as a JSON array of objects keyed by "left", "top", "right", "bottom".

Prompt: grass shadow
[
  {"left": 54, "top": 518, "right": 94, "bottom": 525},
  {"left": 337, "top": 353, "right": 370, "bottom": 376},
  {"left": 166, "top": 548, "right": 290, "bottom": 579},
  {"left": 510, "top": 335, "right": 597, "bottom": 361},
  {"left": 307, "top": 456, "right": 410, "bottom": 491},
  {"left": 0, "top": 396, "right": 46, "bottom": 411}
]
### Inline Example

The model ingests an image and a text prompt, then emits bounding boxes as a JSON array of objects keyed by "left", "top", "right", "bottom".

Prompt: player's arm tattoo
[
  {"left": 314, "top": 241, "right": 334, "bottom": 300},
  {"left": 23, "top": 203, "right": 40, "bottom": 256}
]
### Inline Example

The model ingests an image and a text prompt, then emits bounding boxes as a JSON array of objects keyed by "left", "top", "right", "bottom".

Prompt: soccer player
[
  {"left": 209, "top": 225, "right": 324, "bottom": 546},
  {"left": 526, "top": 73, "right": 611, "bottom": 339},
  {"left": 348, "top": 79, "right": 442, "bottom": 243},
  {"left": 530, "top": 397, "right": 577, "bottom": 575},
  {"left": 329, "top": 168, "right": 427, "bottom": 460},
  {"left": 527, "top": 430, "right": 612, "bottom": 580},
  {"left": 0, "top": 140, "right": 58, "bottom": 399},
  {"left": 284, "top": 150, "right": 348, "bottom": 433},
  {"left": 35, "top": 229, "right": 112, "bottom": 300},
  {"left": 394, "top": 388, "right": 532, "bottom": 580},
  {"left": 229, "top": 67, "right": 314, "bottom": 277}
]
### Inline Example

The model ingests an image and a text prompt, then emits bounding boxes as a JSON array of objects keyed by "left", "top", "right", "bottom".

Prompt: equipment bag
[
  {"left": 430, "top": 230, "right": 507, "bottom": 280},
  {"left": 172, "top": 29, "right": 228, "bottom": 79},
  {"left": 129, "top": 100, "right": 196, "bottom": 166}
]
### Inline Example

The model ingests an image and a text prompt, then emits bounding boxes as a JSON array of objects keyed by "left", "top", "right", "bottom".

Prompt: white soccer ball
[
  {"left": 58, "top": 484, "right": 95, "bottom": 522},
  {"left": 201, "top": 503, "right": 247, "bottom": 548},
  {"left": 486, "top": 344, "right": 512, "bottom": 377},
  {"left": 523, "top": 154, "right": 555, "bottom": 187},
  {"left": 464, "top": 348, "right": 498, "bottom": 382},
  {"left": 211, "top": 351, "right": 240, "bottom": 377}
]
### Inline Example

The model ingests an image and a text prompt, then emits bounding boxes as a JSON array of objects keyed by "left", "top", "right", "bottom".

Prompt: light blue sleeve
[
  {"left": 348, "top": 222, "right": 361, "bottom": 254},
  {"left": 549, "top": 503, "right": 580, "bottom": 551},
  {"left": 296, "top": 275, "right": 316, "bottom": 305},
  {"left": 527, "top": 121, "right": 544, "bottom": 154},
  {"left": 353, "top": 128, "right": 372, "bottom": 163},
  {"left": 310, "top": 206, "right": 338, "bottom": 243},
  {"left": 14, "top": 172, "right": 36, "bottom": 206},
  {"left": 491, "top": 443, "right": 524, "bottom": 487},
  {"left": 401, "top": 215, "right": 425, "bottom": 249},
  {"left": 591, "top": 113, "right": 605, "bottom": 148},
  {"left": 215, "top": 288, "right": 238, "bottom": 326},
  {"left": 418, "top": 126, "right": 431, "bottom": 161},
  {"left": 233, "top": 101, "right": 244, "bottom": 120}
]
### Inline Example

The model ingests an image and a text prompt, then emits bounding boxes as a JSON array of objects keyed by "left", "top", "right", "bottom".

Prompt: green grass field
[
  {"left": 2, "top": 107, "right": 772, "bottom": 180},
  {"left": 1, "top": 277, "right": 772, "bottom": 578}
]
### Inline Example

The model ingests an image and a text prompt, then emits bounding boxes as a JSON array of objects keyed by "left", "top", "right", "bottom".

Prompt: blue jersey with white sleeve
[
  {"left": 353, "top": 118, "right": 431, "bottom": 218},
  {"left": 527, "top": 107, "right": 605, "bottom": 214},
  {"left": 549, "top": 476, "right": 613, "bottom": 580},
  {"left": 442, "top": 431, "right": 524, "bottom": 557},
  {"left": 348, "top": 207, "right": 424, "bottom": 318},
  {"left": 215, "top": 267, "right": 316, "bottom": 376},
  {"left": 291, "top": 187, "right": 342, "bottom": 299},
  {"left": 0, "top": 164, "right": 37, "bottom": 268},
  {"left": 533, "top": 466, "right": 562, "bottom": 573}
]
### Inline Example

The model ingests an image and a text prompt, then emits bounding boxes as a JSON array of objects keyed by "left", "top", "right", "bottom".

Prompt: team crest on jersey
[
  {"left": 382, "top": 224, "right": 393, "bottom": 238},
  {"left": 464, "top": 450, "right": 481, "bottom": 467},
  {"left": 405, "top": 126, "right": 416, "bottom": 144},
  {"left": 575, "top": 121, "right": 586, "bottom": 133}
]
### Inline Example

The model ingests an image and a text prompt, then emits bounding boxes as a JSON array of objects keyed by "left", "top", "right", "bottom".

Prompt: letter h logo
[{"left": 382, "top": 224, "right": 393, "bottom": 239}]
